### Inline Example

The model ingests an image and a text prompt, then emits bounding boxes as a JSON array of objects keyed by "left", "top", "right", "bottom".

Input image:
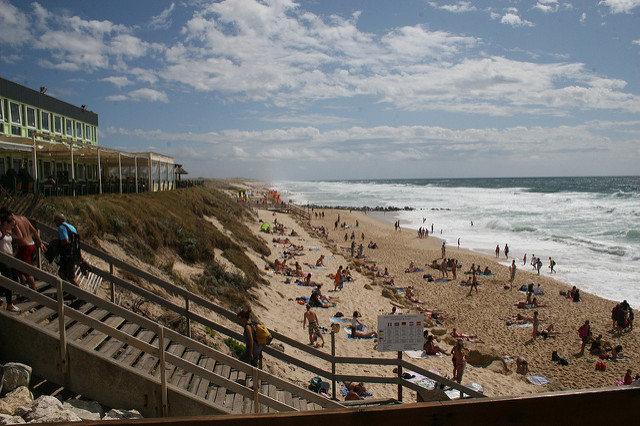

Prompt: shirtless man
[
  {"left": 13, "top": 214, "right": 46, "bottom": 290},
  {"left": 303, "top": 304, "right": 324, "bottom": 346}
]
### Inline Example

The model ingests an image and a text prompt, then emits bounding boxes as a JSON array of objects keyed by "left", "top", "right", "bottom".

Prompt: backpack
[
  {"left": 254, "top": 324, "right": 272, "bottom": 346},
  {"left": 309, "top": 376, "right": 322, "bottom": 392},
  {"left": 62, "top": 223, "right": 81, "bottom": 262}
]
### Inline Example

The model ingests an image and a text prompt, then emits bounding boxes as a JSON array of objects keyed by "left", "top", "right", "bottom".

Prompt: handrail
[
  {"left": 0, "top": 252, "right": 345, "bottom": 412},
  {"left": 31, "top": 220, "right": 485, "bottom": 401}
]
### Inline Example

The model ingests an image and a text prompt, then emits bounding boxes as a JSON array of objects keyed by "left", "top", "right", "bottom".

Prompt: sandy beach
[{"left": 242, "top": 196, "right": 639, "bottom": 400}]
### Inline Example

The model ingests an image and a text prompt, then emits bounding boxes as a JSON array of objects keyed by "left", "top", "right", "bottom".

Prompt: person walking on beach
[
  {"left": 467, "top": 269, "right": 478, "bottom": 296},
  {"left": 509, "top": 260, "right": 517, "bottom": 286},
  {"left": 495, "top": 244, "right": 500, "bottom": 258},
  {"left": 578, "top": 320, "right": 592, "bottom": 354},
  {"left": 549, "top": 257, "right": 556, "bottom": 274},
  {"left": 441, "top": 242, "right": 446, "bottom": 259},
  {"left": 504, "top": 244, "right": 509, "bottom": 259},
  {"left": 303, "top": 304, "right": 324, "bottom": 347},
  {"left": 522, "top": 253, "right": 527, "bottom": 266},
  {"left": 536, "top": 258, "right": 542, "bottom": 275},
  {"left": 334, "top": 265, "right": 343, "bottom": 291},
  {"left": 451, "top": 340, "right": 467, "bottom": 384}
]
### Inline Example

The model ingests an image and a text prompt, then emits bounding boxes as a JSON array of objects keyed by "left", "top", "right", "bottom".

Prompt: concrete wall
[{"left": 0, "top": 313, "right": 227, "bottom": 418}]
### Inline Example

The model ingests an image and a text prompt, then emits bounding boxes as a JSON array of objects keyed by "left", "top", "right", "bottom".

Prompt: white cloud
[
  {"left": 533, "top": 1, "right": 559, "bottom": 13},
  {"left": 105, "top": 88, "right": 168, "bottom": 103},
  {"left": 101, "top": 76, "right": 132, "bottom": 88},
  {"left": 428, "top": 2, "right": 476, "bottom": 13},
  {"left": 580, "top": 12, "right": 587, "bottom": 23},
  {"left": 633, "top": 39, "right": 640, "bottom": 45},
  {"left": 0, "top": 0, "right": 31, "bottom": 46},
  {"left": 149, "top": 2, "right": 175, "bottom": 30},
  {"left": 128, "top": 88, "right": 169, "bottom": 103},
  {"left": 598, "top": 0, "right": 640, "bottom": 14},
  {"left": 500, "top": 12, "right": 535, "bottom": 27}
]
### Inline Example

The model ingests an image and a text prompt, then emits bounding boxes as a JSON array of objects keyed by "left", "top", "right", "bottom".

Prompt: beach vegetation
[{"left": 30, "top": 184, "right": 270, "bottom": 308}]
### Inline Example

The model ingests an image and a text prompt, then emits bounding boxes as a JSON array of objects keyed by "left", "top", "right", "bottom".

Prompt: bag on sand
[
  {"left": 254, "top": 324, "right": 272, "bottom": 346},
  {"left": 551, "top": 351, "right": 559, "bottom": 362}
]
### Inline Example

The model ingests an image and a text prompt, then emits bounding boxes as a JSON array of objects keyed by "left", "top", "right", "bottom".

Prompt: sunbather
[{"left": 423, "top": 335, "right": 445, "bottom": 355}]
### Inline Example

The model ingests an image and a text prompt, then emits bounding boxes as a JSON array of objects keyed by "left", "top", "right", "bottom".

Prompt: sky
[{"left": 1, "top": 0, "right": 639, "bottom": 180}]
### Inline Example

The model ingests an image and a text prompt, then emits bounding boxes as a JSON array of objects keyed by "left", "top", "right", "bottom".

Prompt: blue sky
[{"left": 1, "top": 0, "right": 639, "bottom": 180}]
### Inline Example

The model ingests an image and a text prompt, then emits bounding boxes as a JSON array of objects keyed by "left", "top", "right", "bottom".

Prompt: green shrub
[{"left": 224, "top": 338, "right": 245, "bottom": 358}]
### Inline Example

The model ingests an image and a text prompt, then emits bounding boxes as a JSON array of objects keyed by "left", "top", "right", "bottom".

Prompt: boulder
[
  {"left": 363, "top": 284, "right": 373, "bottom": 290},
  {"left": 1, "top": 387, "right": 33, "bottom": 416},
  {"left": 442, "top": 335, "right": 457, "bottom": 346},
  {"left": 466, "top": 346, "right": 503, "bottom": 367},
  {"left": 430, "top": 327, "right": 447, "bottom": 336},
  {"left": 63, "top": 399, "right": 104, "bottom": 421},
  {"left": 1, "top": 364, "right": 31, "bottom": 393},
  {"left": 103, "top": 408, "right": 144, "bottom": 420},
  {"left": 0, "top": 401, "right": 12, "bottom": 416},
  {"left": 0, "top": 413, "right": 25, "bottom": 424},
  {"left": 381, "top": 287, "right": 397, "bottom": 301},
  {"left": 24, "top": 395, "right": 75, "bottom": 423}
]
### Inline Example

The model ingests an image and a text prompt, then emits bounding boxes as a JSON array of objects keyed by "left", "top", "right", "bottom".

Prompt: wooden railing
[
  {"left": 0, "top": 253, "right": 345, "bottom": 413},
  {"left": 32, "top": 220, "right": 485, "bottom": 401}
]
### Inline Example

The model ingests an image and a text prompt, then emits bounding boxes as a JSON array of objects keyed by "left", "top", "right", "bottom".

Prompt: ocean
[{"left": 273, "top": 176, "right": 640, "bottom": 309}]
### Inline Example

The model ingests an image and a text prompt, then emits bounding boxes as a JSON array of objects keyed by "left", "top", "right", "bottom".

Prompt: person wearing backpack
[
  {"left": 237, "top": 307, "right": 262, "bottom": 368},
  {"left": 54, "top": 213, "right": 79, "bottom": 287}
]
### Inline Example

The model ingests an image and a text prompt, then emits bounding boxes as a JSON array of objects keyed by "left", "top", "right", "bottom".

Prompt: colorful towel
[
  {"left": 344, "top": 326, "right": 375, "bottom": 339},
  {"left": 435, "top": 278, "right": 452, "bottom": 283}
]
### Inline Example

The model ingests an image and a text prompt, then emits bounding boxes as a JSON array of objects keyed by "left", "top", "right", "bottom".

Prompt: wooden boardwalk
[{"left": 7, "top": 278, "right": 340, "bottom": 415}]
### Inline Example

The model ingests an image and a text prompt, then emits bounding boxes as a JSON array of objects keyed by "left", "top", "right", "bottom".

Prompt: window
[
  {"left": 78, "top": 164, "right": 85, "bottom": 180},
  {"left": 26, "top": 107, "right": 36, "bottom": 128},
  {"left": 12, "top": 159, "right": 21, "bottom": 171},
  {"left": 54, "top": 115, "right": 62, "bottom": 134},
  {"left": 10, "top": 102, "right": 21, "bottom": 124},
  {"left": 76, "top": 122, "right": 83, "bottom": 139},
  {"left": 43, "top": 161, "right": 51, "bottom": 178},
  {"left": 66, "top": 118, "right": 73, "bottom": 136},
  {"left": 85, "top": 125, "right": 92, "bottom": 142},
  {"left": 0, "top": 99, "right": 4, "bottom": 121},
  {"left": 41, "top": 111, "right": 50, "bottom": 132}
]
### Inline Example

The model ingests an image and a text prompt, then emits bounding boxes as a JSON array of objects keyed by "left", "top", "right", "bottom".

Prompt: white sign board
[{"left": 377, "top": 313, "right": 424, "bottom": 352}]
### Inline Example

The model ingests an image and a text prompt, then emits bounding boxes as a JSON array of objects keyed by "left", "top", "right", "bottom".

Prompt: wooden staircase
[{"left": 1, "top": 263, "right": 344, "bottom": 416}]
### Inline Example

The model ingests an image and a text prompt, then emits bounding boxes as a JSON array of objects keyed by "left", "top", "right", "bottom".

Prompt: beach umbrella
[{"left": 260, "top": 222, "right": 271, "bottom": 232}]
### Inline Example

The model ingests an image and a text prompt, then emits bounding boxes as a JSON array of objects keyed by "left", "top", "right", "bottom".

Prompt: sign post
[{"left": 377, "top": 313, "right": 424, "bottom": 401}]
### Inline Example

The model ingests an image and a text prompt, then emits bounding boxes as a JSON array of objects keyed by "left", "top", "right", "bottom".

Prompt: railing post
[
  {"left": 253, "top": 366, "right": 260, "bottom": 413},
  {"left": 158, "top": 326, "right": 168, "bottom": 417},
  {"left": 331, "top": 331, "right": 336, "bottom": 400},
  {"left": 397, "top": 351, "right": 403, "bottom": 402},
  {"left": 184, "top": 297, "right": 191, "bottom": 338},
  {"left": 109, "top": 262, "right": 115, "bottom": 303},
  {"left": 56, "top": 278, "right": 68, "bottom": 377}
]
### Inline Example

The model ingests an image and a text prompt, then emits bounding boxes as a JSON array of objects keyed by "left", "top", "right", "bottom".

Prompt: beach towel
[
  {"left": 339, "top": 382, "right": 373, "bottom": 398},
  {"left": 296, "top": 297, "right": 310, "bottom": 304},
  {"left": 404, "top": 350, "right": 445, "bottom": 359},
  {"left": 403, "top": 370, "right": 442, "bottom": 390},
  {"left": 296, "top": 281, "right": 317, "bottom": 287},
  {"left": 435, "top": 278, "right": 452, "bottom": 283},
  {"left": 405, "top": 269, "right": 424, "bottom": 273},
  {"left": 507, "top": 322, "right": 532, "bottom": 328},
  {"left": 526, "top": 374, "right": 551, "bottom": 386},
  {"left": 445, "top": 383, "right": 484, "bottom": 399},
  {"left": 309, "top": 266, "right": 327, "bottom": 269}
]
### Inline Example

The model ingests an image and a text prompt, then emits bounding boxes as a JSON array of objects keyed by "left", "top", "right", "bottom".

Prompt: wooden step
[{"left": 98, "top": 322, "right": 141, "bottom": 359}]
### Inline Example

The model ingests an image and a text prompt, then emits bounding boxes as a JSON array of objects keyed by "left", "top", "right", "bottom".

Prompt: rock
[
  {"left": 103, "top": 408, "right": 143, "bottom": 420},
  {"left": 381, "top": 287, "right": 397, "bottom": 300},
  {"left": 63, "top": 399, "right": 104, "bottom": 421},
  {"left": 430, "top": 327, "right": 447, "bottom": 336},
  {"left": 423, "top": 318, "right": 436, "bottom": 328},
  {"left": 24, "top": 395, "right": 65, "bottom": 423},
  {"left": 486, "top": 359, "right": 509, "bottom": 375},
  {"left": 1, "top": 364, "right": 31, "bottom": 393},
  {"left": 0, "top": 413, "right": 25, "bottom": 424},
  {"left": 466, "top": 346, "right": 503, "bottom": 367},
  {"left": 1, "top": 387, "right": 33, "bottom": 415},
  {"left": 442, "top": 335, "right": 457, "bottom": 346},
  {"left": 0, "top": 401, "right": 13, "bottom": 416},
  {"left": 363, "top": 284, "right": 373, "bottom": 290}
]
